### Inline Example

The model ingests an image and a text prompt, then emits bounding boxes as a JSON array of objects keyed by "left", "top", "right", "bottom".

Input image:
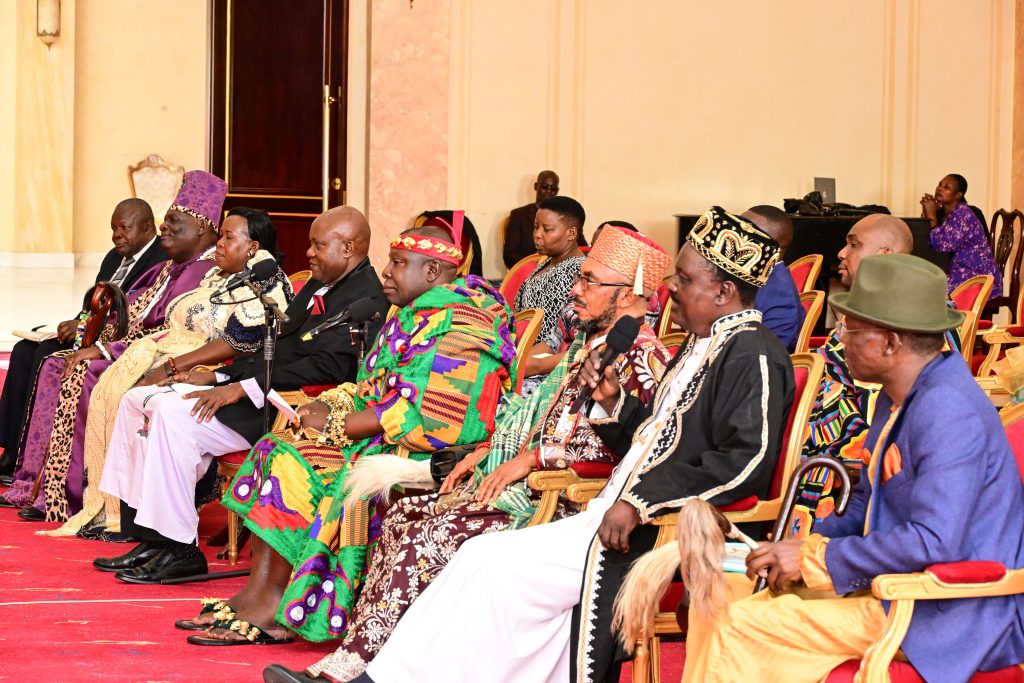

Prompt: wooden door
[{"left": 209, "top": 0, "right": 348, "bottom": 273}]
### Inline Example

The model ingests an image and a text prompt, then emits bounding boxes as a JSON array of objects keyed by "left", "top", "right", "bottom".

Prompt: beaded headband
[{"left": 390, "top": 211, "right": 465, "bottom": 266}]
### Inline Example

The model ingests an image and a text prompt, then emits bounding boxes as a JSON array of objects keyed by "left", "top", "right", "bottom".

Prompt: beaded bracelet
[
  {"left": 318, "top": 383, "right": 359, "bottom": 448},
  {"left": 164, "top": 356, "right": 178, "bottom": 378}
]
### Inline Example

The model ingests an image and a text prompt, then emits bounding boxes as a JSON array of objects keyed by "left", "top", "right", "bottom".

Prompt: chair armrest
[
  {"left": 872, "top": 563, "right": 1023, "bottom": 601},
  {"left": 526, "top": 469, "right": 584, "bottom": 491},
  {"left": 565, "top": 480, "right": 607, "bottom": 505}
]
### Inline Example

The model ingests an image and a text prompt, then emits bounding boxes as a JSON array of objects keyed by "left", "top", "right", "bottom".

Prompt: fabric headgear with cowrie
[
  {"left": 686, "top": 206, "right": 780, "bottom": 288},
  {"left": 587, "top": 225, "right": 674, "bottom": 295},
  {"left": 168, "top": 170, "right": 228, "bottom": 234},
  {"left": 390, "top": 211, "right": 465, "bottom": 266}
]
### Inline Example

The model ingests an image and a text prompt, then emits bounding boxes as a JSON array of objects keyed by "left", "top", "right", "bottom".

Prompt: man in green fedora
[{"left": 681, "top": 253, "right": 1024, "bottom": 683}]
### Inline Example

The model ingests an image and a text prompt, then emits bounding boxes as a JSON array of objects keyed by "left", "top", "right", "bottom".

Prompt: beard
[{"left": 576, "top": 294, "right": 619, "bottom": 336}]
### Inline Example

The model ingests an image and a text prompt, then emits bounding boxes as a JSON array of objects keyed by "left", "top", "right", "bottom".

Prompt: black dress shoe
[
  {"left": 263, "top": 664, "right": 329, "bottom": 683},
  {"left": 93, "top": 541, "right": 162, "bottom": 572},
  {"left": 17, "top": 507, "right": 44, "bottom": 521},
  {"left": 115, "top": 546, "right": 208, "bottom": 584},
  {"left": 0, "top": 475, "right": 13, "bottom": 487},
  {"left": 0, "top": 495, "right": 15, "bottom": 508}
]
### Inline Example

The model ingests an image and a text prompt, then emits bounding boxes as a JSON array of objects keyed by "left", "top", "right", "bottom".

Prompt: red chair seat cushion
[
  {"left": 977, "top": 319, "right": 994, "bottom": 331},
  {"left": 717, "top": 495, "right": 757, "bottom": 512},
  {"left": 659, "top": 581, "right": 686, "bottom": 613},
  {"left": 827, "top": 660, "right": 1024, "bottom": 682},
  {"left": 569, "top": 461, "right": 615, "bottom": 479},
  {"left": 302, "top": 384, "right": 336, "bottom": 398},
  {"left": 1004, "top": 325, "right": 1024, "bottom": 337},
  {"left": 219, "top": 450, "right": 249, "bottom": 466},
  {"left": 927, "top": 560, "right": 1007, "bottom": 584}
]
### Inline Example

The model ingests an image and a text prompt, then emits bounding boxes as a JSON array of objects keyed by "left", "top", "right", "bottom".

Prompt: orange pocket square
[{"left": 882, "top": 443, "right": 903, "bottom": 483}]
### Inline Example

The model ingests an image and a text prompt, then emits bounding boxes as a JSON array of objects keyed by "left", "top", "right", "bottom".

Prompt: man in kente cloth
[
  {"left": 681, "top": 254, "right": 1024, "bottom": 683},
  {"left": 183, "top": 212, "right": 516, "bottom": 646},
  {"left": 338, "top": 206, "right": 794, "bottom": 683},
  {"left": 263, "top": 225, "right": 673, "bottom": 682}
]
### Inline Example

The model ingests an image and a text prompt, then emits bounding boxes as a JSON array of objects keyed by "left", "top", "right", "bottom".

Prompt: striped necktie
[{"left": 110, "top": 257, "right": 135, "bottom": 288}]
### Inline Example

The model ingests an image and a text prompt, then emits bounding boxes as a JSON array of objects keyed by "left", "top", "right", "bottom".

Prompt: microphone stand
[{"left": 163, "top": 284, "right": 289, "bottom": 585}]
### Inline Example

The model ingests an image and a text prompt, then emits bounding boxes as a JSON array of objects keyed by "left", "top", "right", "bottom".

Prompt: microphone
[
  {"left": 568, "top": 315, "right": 642, "bottom": 414},
  {"left": 223, "top": 258, "right": 278, "bottom": 293},
  {"left": 301, "top": 297, "right": 380, "bottom": 341}
]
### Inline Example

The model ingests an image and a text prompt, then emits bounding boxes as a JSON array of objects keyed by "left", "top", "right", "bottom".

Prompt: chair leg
[
  {"left": 227, "top": 511, "right": 239, "bottom": 566},
  {"left": 650, "top": 636, "right": 661, "bottom": 683},
  {"left": 633, "top": 637, "right": 651, "bottom": 683}
]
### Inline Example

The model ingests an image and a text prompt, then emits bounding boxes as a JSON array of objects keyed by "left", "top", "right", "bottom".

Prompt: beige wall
[
  {"left": 1, "top": 0, "right": 1019, "bottom": 277},
  {"left": 73, "top": 0, "right": 208, "bottom": 254},
  {"left": 446, "top": 0, "right": 1018, "bottom": 278},
  {"left": 0, "top": 0, "right": 76, "bottom": 260}
]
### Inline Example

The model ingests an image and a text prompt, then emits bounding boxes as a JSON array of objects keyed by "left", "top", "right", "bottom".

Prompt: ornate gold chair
[
  {"left": 512, "top": 308, "right": 544, "bottom": 394},
  {"left": 823, "top": 402, "right": 1024, "bottom": 683},
  {"left": 128, "top": 154, "right": 185, "bottom": 224},
  {"left": 789, "top": 254, "right": 824, "bottom": 294},
  {"left": 795, "top": 290, "right": 825, "bottom": 353},
  {"left": 949, "top": 275, "right": 994, "bottom": 366},
  {"left": 499, "top": 254, "right": 544, "bottom": 304}
]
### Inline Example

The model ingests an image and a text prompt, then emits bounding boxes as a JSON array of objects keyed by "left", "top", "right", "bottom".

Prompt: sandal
[
  {"left": 174, "top": 598, "right": 230, "bottom": 631},
  {"left": 186, "top": 617, "right": 294, "bottom": 646}
]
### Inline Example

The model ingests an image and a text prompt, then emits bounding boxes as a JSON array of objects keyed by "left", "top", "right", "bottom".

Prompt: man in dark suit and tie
[
  {"left": 92, "top": 206, "right": 390, "bottom": 582},
  {"left": 0, "top": 198, "right": 166, "bottom": 480}
]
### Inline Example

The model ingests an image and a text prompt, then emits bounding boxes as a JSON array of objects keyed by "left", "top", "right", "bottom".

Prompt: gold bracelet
[
  {"left": 317, "top": 382, "right": 359, "bottom": 448},
  {"left": 322, "top": 410, "right": 354, "bottom": 449}
]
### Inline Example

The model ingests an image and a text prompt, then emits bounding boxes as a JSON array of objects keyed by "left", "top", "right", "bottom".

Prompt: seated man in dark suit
[
  {"left": 745, "top": 204, "right": 805, "bottom": 352},
  {"left": 91, "top": 206, "right": 389, "bottom": 582},
  {"left": 502, "top": 170, "right": 587, "bottom": 268},
  {"left": 0, "top": 197, "right": 165, "bottom": 481}
]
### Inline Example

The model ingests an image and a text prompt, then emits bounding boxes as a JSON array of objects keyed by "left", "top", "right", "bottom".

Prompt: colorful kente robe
[
  {"left": 307, "top": 325, "right": 668, "bottom": 682},
  {"left": 222, "top": 275, "right": 515, "bottom": 642}
]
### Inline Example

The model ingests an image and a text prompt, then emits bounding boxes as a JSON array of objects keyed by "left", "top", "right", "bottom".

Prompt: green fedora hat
[{"left": 829, "top": 253, "right": 964, "bottom": 333}]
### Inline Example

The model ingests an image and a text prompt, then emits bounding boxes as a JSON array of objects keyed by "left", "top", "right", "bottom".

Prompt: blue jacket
[
  {"left": 754, "top": 263, "right": 804, "bottom": 352},
  {"left": 816, "top": 350, "right": 1024, "bottom": 682}
]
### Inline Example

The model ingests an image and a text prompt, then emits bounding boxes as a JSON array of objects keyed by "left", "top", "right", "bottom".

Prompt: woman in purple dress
[{"left": 922, "top": 173, "right": 1001, "bottom": 298}]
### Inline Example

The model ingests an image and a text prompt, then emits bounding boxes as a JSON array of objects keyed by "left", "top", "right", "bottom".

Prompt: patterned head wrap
[
  {"left": 390, "top": 210, "right": 465, "bottom": 266},
  {"left": 588, "top": 225, "right": 674, "bottom": 295},
  {"left": 168, "top": 170, "right": 228, "bottom": 233},
  {"left": 686, "top": 206, "right": 780, "bottom": 287}
]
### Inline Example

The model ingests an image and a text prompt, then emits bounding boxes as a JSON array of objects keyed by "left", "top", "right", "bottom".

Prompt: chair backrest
[
  {"left": 770, "top": 352, "right": 827, "bottom": 500},
  {"left": 788, "top": 254, "right": 823, "bottom": 294},
  {"left": 128, "top": 154, "right": 185, "bottom": 224},
  {"left": 288, "top": 270, "right": 312, "bottom": 295},
  {"left": 658, "top": 332, "right": 688, "bottom": 355},
  {"left": 951, "top": 275, "right": 993, "bottom": 363},
  {"left": 499, "top": 253, "right": 544, "bottom": 304},
  {"left": 513, "top": 308, "right": 545, "bottom": 393},
  {"left": 795, "top": 290, "right": 825, "bottom": 353},
  {"left": 990, "top": 209, "right": 1024, "bottom": 315},
  {"left": 999, "top": 401, "right": 1024, "bottom": 484}
]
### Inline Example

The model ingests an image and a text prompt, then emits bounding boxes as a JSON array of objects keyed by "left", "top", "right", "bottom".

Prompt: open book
[{"left": 12, "top": 328, "right": 58, "bottom": 343}]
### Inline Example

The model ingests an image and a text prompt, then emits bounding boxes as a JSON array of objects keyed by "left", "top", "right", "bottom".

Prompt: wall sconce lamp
[{"left": 37, "top": 0, "right": 60, "bottom": 48}]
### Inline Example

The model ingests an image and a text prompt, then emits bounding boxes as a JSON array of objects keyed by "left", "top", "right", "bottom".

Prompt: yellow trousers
[{"left": 681, "top": 576, "right": 887, "bottom": 683}]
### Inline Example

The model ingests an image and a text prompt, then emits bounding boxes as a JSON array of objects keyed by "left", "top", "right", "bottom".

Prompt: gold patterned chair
[
  {"left": 949, "top": 275, "right": 994, "bottom": 366},
  {"left": 795, "top": 290, "right": 825, "bottom": 353},
  {"left": 789, "top": 254, "right": 824, "bottom": 294},
  {"left": 128, "top": 154, "right": 185, "bottom": 224}
]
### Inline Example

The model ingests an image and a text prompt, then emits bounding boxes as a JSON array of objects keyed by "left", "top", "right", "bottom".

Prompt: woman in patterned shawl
[
  {"left": 41, "top": 208, "right": 292, "bottom": 539},
  {"left": 183, "top": 218, "right": 515, "bottom": 646},
  {"left": 514, "top": 196, "right": 587, "bottom": 395},
  {"left": 0, "top": 171, "right": 227, "bottom": 519}
]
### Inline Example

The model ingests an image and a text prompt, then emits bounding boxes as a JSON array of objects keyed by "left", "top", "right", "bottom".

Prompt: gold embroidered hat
[
  {"left": 686, "top": 206, "right": 780, "bottom": 287},
  {"left": 588, "top": 225, "right": 674, "bottom": 295}
]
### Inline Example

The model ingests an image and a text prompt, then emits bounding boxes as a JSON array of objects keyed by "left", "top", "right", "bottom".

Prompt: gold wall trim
[
  {"left": 227, "top": 193, "right": 324, "bottom": 200},
  {"left": 224, "top": 0, "right": 232, "bottom": 185}
]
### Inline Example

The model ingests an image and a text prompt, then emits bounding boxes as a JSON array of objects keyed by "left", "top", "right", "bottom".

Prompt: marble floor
[{"left": 0, "top": 266, "right": 95, "bottom": 351}]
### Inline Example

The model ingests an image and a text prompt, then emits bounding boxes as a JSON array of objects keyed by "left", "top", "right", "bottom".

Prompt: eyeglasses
[
  {"left": 835, "top": 319, "right": 885, "bottom": 340},
  {"left": 577, "top": 276, "right": 630, "bottom": 292},
  {"left": 538, "top": 184, "right": 559, "bottom": 192}
]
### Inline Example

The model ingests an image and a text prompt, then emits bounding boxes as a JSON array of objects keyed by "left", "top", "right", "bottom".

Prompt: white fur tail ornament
[
  {"left": 612, "top": 542, "right": 679, "bottom": 652},
  {"left": 343, "top": 456, "right": 435, "bottom": 502}
]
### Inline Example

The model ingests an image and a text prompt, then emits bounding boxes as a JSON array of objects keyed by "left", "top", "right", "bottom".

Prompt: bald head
[
  {"left": 307, "top": 206, "right": 372, "bottom": 285},
  {"left": 742, "top": 205, "right": 793, "bottom": 254},
  {"left": 837, "top": 213, "right": 914, "bottom": 287}
]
